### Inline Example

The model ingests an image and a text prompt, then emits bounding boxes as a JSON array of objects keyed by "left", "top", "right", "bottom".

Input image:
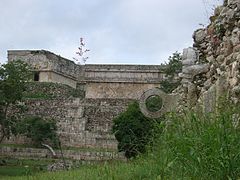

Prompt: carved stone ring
[{"left": 139, "top": 88, "right": 179, "bottom": 118}]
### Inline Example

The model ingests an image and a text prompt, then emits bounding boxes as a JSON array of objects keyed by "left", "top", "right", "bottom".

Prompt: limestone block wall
[
  {"left": 39, "top": 71, "right": 77, "bottom": 88},
  {"left": 4, "top": 98, "right": 133, "bottom": 150},
  {"left": 85, "top": 82, "right": 159, "bottom": 99},
  {"left": 83, "top": 64, "right": 165, "bottom": 99},
  {"left": 84, "top": 64, "right": 165, "bottom": 83},
  {"left": 84, "top": 98, "right": 132, "bottom": 133}
]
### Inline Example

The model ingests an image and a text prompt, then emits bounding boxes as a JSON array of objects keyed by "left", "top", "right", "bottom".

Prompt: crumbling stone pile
[
  {"left": 178, "top": 0, "right": 240, "bottom": 111},
  {"left": 47, "top": 161, "right": 73, "bottom": 171}
]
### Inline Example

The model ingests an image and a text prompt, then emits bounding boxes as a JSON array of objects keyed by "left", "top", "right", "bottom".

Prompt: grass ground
[
  {"left": 0, "top": 159, "right": 170, "bottom": 180},
  {"left": 0, "top": 158, "right": 54, "bottom": 178}
]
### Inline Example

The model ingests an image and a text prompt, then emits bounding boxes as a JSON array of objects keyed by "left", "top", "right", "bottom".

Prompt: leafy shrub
[
  {"left": 112, "top": 101, "right": 160, "bottom": 159},
  {"left": 18, "top": 117, "right": 59, "bottom": 147}
]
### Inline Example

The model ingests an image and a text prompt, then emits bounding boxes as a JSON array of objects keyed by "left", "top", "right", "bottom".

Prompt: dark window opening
[{"left": 34, "top": 72, "right": 40, "bottom": 81}]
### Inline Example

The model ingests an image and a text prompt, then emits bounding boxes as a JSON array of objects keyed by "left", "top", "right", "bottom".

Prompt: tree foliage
[
  {"left": 164, "top": 52, "right": 182, "bottom": 77},
  {"left": 160, "top": 52, "right": 182, "bottom": 93},
  {"left": 0, "top": 60, "right": 59, "bottom": 148},
  {"left": 159, "top": 79, "right": 181, "bottom": 93},
  {"left": 17, "top": 116, "right": 59, "bottom": 147},
  {"left": 112, "top": 101, "right": 160, "bottom": 159},
  {"left": 0, "top": 60, "right": 32, "bottom": 142}
]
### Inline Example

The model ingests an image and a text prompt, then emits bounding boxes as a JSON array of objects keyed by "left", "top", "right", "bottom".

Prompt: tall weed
[{"left": 152, "top": 101, "right": 240, "bottom": 179}]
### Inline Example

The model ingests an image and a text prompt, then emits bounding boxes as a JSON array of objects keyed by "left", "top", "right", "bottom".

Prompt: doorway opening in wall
[{"left": 34, "top": 72, "right": 40, "bottom": 81}]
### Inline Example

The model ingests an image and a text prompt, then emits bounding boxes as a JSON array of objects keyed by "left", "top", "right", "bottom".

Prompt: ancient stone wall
[
  {"left": 84, "top": 64, "right": 164, "bottom": 83},
  {"left": 84, "top": 64, "right": 164, "bottom": 99},
  {"left": 4, "top": 97, "right": 133, "bottom": 150},
  {"left": 8, "top": 50, "right": 165, "bottom": 99},
  {"left": 0, "top": 146, "right": 125, "bottom": 161},
  {"left": 39, "top": 71, "right": 77, "bottom": 88},
  {"left": 85, "top": 83, "right": 159, "bottom": 99},
  {"left": 8, "top": 50, "right": 79, "bottom": 78},
  {"left": 178, "top": 0, "right": 240, "bottom": 111},
  {"left": 8, "top": 50, "right": 79, "bottom": 88},
  {"left": 23, "top": 82, "right": 85, "bottom": 99}
]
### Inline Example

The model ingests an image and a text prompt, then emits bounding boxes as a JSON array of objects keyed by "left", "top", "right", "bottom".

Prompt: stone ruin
[
  {"left": 8, "top": 50, "right": 166, "bottom": 99},
  {"left": 139, "top": 88, "right": 179, "bottom": 118},
  {"left": 2, "top": 50, "right": 167, "bottom": 161},
  {"left": 139, "top": 0, "right": 240, "bottom": 117},
  {"left": 176, "top": 0, "right": 240, "bottom": 112},
  {"left": 2, "top": 0, "right": 240, "bottom": 161}
]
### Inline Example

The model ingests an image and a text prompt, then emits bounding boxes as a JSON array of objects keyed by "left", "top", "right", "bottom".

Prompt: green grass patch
[
  {"left": 23, "top": 92, "right": 53, "bottom": 100},
  {"left": 0, "top": 166, "right": 33, "bottom": 177},
  {"left": 0, "top": 158, "right": 53, "bottom": 178}
]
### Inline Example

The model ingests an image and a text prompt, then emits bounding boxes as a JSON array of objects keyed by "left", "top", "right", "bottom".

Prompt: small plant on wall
[{"left": 73, "top": 37, "right": 90, "bottom": 64}]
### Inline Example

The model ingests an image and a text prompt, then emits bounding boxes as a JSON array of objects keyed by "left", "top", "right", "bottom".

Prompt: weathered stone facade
[
  {"left": 84, "top": 64, "right": 164, "bottom": 99},
  {"left": 8, "top": 50, "right": 79, "bottom": 88},
  {"left": 8, "top": 50, "right": 165, "bottom": 100}
]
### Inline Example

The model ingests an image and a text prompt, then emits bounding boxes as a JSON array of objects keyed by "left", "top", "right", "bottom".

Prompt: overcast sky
[{"left": 0, "top": 0, "right": 222, "bottom": 64}]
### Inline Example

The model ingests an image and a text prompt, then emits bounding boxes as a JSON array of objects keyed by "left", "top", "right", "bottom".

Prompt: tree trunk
[
  {"left": 0, "top": 103, "right": 9, "bottom": 144},
  {"left": 59, "top": 141, "right": 68, "bottom": 170},
  {"left": 41, "top": 143, "right": 56, "bottom": 157},
  {"left": 0, "top": 132, "right": 5, "bottom": 144}
]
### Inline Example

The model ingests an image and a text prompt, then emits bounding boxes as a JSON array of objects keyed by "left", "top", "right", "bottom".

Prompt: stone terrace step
[{"left": 0, "top": 146, "right": 126, "bottom": 161}]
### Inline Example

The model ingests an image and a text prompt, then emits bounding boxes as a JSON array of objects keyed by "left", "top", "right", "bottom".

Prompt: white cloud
[{"left": 0, "top": 0, "right": 222, "bottom": 64}]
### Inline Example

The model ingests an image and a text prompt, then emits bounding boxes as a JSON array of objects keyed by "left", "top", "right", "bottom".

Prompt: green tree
[
  {"left": 112, "top": 101, "right": 160, "bottom": 159},
  {"left": 164, "top": 52, "right": 182, "bottom": 77},
  {"left": 0, "top": 60, "right": 32, "bottom": 143},
  {"left": 17, "top": 116, "right": 58, "bottom": 147},
  {"left": 160, "top": 52, "right": 182, "bottom": 93}
]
